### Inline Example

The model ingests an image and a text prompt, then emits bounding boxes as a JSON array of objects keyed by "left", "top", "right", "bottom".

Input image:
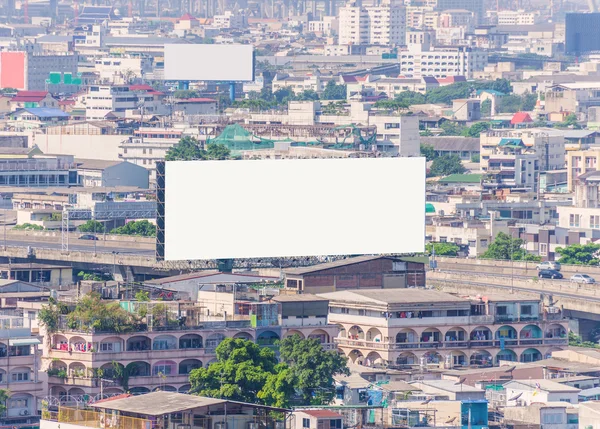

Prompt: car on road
[
  {"left": 570, "top": 274, "right": 596, "bottom": 284},
  {"left": 537, "top": 261, "right": 561, "bottom": 271},
  {"left": 538, "top": 269, "right": 563, "bottom": 279},
  {"left": 79, "top": 234, "right": 98, "bottom": 240}
]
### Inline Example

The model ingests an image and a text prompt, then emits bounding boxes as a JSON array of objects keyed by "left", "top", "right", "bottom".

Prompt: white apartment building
[
  {"left": 272, "top": 74, "right": 326, "bottom": 95},
  {"left": 497, "top": 10, "right": 536, "bottom": 26},
  {"left": 213, "top": 11, "right": 247, "bottom": 29},
  {"left": 339, "top": 2, "right": 405, "bottom": 46},
  {"left": 119, "top": 128, "right": 183, "bottom": 183},
  {"left": 307, "top": 17, "right": 338, "bottom": 35},
  {"left": 399, "top": 44, "right": 487, "bottom": 79},
  {"left": 79, "top": 84, "right": 168, "bottom": 121},
  {"left": 480, "top": 129, "right": 566, "bottom": 173},
  {"left": 439, "top": 9, "right": 474, "bottom": 32},
  {"left": 369, "top": 114, "right": 420, "bottom": 156},
  {"left": 405, "top": 6, "right": 436, "bottom": 29},
  {"left": 94, "top": 55, "right": 153, "bottom": 84}
]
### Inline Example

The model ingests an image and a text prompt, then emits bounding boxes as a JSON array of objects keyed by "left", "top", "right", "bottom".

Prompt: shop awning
[{"left": 9, "top": 338, "right": 41, "bottom": 346}]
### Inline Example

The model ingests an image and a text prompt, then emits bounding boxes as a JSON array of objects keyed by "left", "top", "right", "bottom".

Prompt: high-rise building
[
  {"left": 565, "top": 13, "right": 600, "bottom": 55},
  {"left": 339, "top": 2, "right": 405, "bottom": 46},
  {"left": 434, "top": 0, "right": 484, "bottom": 25}
]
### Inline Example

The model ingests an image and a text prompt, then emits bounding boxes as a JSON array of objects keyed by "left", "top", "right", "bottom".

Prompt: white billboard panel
[
  {"left": 164, "top": 157, "right": 425, "bottom": 260},
  {"left": 164, "top": 44, "right": 254, "bottom": 82}
]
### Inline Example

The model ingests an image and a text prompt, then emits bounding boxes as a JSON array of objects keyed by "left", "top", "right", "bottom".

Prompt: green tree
[
  {"left": 481, "top": 232, "right": 540, "bottom": 261},
  {"left": 556, "top": 113, "right": 580, "bottom": 129},
  {"left": 274, "top": 87, "right": 295, "bottom": 104},
  {"left": 257, "top": 365, "right": 297, "bottom": 408},
  {"left": 471, "top": 154, "right": 480, "bottom": 163},
  {"left": 295, "top": 90, "right": 320, "bottom": 101},
  {"left": 0, "top": 389, "right": 9, "bottom": 416},
  {"left": 189, "top": 338, "right": 278, "bottom": 403},
  {"left": 481, "top": 99, "right": 492, "bottom": 117},
  {"left": 278, "top": 335, "right": 349, "bottom": 405},
  {"left": 555, "top": 243, "right": 600, "bottom": 265},
  {"left": 78, "top": 220, "right": 105, "bottom": 233},
  {"left": 439, "top": 121, "right": 467, "bottom": 136},
  {"left": 420, "top": 144, "right": 437, "bottom": 161},
  {"left": 165, "top": 136, "right": 204, "bottom": 161},
  {"left": 374, "top": 99, "right": 410, "bottom": 111},
  {"left": 321, "top": 80, "right": 347, "bottom": 100},
  {"left": 428, "top": 154, "right": 466, "bottom": 177},
  {"left": 77, "top": 270, "right": 103, "bottom": 281},
  {"left": 110, "top": 220, "right": 156, "bottom": 237},
  {"left": 425, "top": 242, "right": 459, "bottom": 256},
  {"left": 173, "top": 90, "right": 199, "bottom": 99},
  {"left": 206, "top": 143, "right": 231, "bottom": 160},
  {"left": 464, "top": 122, "right": 490, "bottom": 138}
]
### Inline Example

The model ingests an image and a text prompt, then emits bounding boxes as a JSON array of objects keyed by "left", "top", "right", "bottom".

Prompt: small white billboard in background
[
  {"left": 164, "top": 44, "right": 254, "bottom": 82},
  {"left": 163, "top": 157, "right": 425, "bottom": 261}
]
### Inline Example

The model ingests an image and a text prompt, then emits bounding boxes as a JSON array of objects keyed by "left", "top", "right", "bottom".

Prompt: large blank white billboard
[
  {"left": 164, "top": 44, "right": 254, "bottom": 81},
  {"left": 164, "top": 158, "right": 425, "bottom": 261}
]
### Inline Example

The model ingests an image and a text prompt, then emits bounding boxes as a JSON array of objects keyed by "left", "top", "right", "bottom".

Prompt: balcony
[
  {"left": 335, "top": 337, "right": 567, "bottom": 350},
  {"left": 48, "top": 376, "right": 97, "bottom": 387}
]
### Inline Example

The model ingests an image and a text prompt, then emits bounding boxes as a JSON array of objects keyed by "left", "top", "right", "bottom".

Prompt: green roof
[
  {"left": 499, "top": 138, "right": 524, "bottom": 147},
  {"left": 438, "top": 174, "right": 482, "bottom": 184},
  {"left": 426, "top": 203, "right": 436, "bottom": 213}
]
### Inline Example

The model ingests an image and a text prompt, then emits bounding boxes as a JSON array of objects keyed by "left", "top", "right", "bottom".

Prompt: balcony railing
[
  {"left": 44, "top": 407, "right": 151, "bottom": 429},
  {"left": 335, "top": 337, "right": 567, "bottom": 350}
]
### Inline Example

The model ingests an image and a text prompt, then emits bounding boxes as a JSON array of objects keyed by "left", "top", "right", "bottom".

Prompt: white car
[
  {"left": 570, "top": 274, "right": 596, "bottom": 284},
  {"left": 537, "top": 261, "right": 561, "bottom": 271}
]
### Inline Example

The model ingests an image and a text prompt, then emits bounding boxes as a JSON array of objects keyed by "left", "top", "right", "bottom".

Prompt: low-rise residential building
[
  {"left": 283, "top": 255, "right": 426, "bottom": 294},
  {"left": 9, "top": 91, "right": 58, "bottom": 110},
  {"left": 480, "top": 128, "right": 566, "bottom": 173},
  {"left": 503, "top": 402, "right": 578, "bottom": 429},
  {"left": 482, "top": 141, "right": 540, "bottom": 192},
  {"left": 321, "top": 289, "right": 568, "bottom": 369},
  {"left": 0, "top": 263, "right": 72, "bottom": 287},
  {"left": 504, "top": 379, "right": 581, "bottom": 406},
  {"left": 292, "top": 410, "right": 344, "bottom": 429},
  {"left": 0, "top": 314, "right": 43, "bottom": 427},
  {"left": 75, "top": 159, "right": 149, "bottom": 188},
  {"left": 545, "top": 82, "right": 600, "bottom": 117},
  {"left": 79, "top": 84, "right": 168, "bottom": 121},
  {"left": 0, "top": 146, "right": 77, "bottom": 187}
]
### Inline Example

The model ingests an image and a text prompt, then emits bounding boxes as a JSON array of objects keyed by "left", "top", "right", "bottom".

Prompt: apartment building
[
  {"left": 213, "top": 11, "right": 247, "bottom": 29},
  {"left": 497, "top": 10, "right": 536, "bottom": 26},
  {"left": 544, "top": 83, "right": 600, "bottom": 116},
  {"left": 119, "top": 128, "right": 183, "bottom": 183},
  {"left": 321, "top": 289, "right": 568, "bottom": 369},
  {"left": 0, "top": 315, "right": 43, "bottom": 427},
  {"left": 272, "top": 74, "right": 326, "bottom": 95},
  {"left": 566, "top": 148, "right": 600, "bottom": 192},
  {"left": 0, "top": 50, "right": 78, "bottom": 91},
  {"left": 43, "top": 295, "right": 338, "bottom": 399},
  {"left": 94, "top": 55, "right": 153, "bottom": 84},
  {"left": 483, "top": 142, "right": 540, "bottom": 192},
  {"left": 79, "top": 84, "right": 168, "bottom": 121},
  {"left": 399, "top": 45, "right": 487, "bottom": 79},
  {"left": 0, "top": 146, "right": 77, "bottom": 187},
  {"left": 439, "top": 9, "right": 475, "bottom": 32},
  {"left": 557, "top": 170, "right": 600, "bottom": 242},
  {"left": 338, "top": 2, "right": 406, "bottom": 46},
  {"left": 480, "top": 129, "right": 566, "bottom": 173}
]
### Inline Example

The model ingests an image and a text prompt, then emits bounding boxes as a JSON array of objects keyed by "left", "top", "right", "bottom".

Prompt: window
[
  {"left": 539, "top": 243, "right": 548, "bottom": 256},
  {"left": 497, "top": 306, "right": 507, "bottom": 316},
  {"left": 570, "top": 214, "right": 580, "bottom": 227},
  {"left": 330, "top": 420, "right": 342, "bottom": 429},
  {"left": 521, "top": 305, "right": 532, "bottom": 315},
  {"left": 439, "top": 236, "right": 447, "bottom": 243},
  {"left": 591, "top": 215, "right": 600, "bottom": 229},
  {"left": 9, "top": 398, "right": 28, "bottom": 408},
  {"left": 481, "top": 239, "right": 488, "bottom": 248},
  {"left": 303, "top": 419, "right": 310, "bottom": 429},
  {"left": 11, "top": 372, "right": 29, "bottom": 382}
]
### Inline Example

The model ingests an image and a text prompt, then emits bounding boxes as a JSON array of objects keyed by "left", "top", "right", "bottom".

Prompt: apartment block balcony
[{"left": 335, "top": 337, "right": 567, "bottom": 350}]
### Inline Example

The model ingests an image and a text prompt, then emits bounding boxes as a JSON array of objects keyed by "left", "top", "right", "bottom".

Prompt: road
[
  {"left": 435, "top": 260, "right": 599, "bottom": 280},
  {"left": 0, "top": 238, "right": 156, "bottom": 256}
]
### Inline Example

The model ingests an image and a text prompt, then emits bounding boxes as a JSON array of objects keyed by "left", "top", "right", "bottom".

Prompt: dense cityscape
[{"left": 1, "top": 0, "right": 600, "bottom": 429}]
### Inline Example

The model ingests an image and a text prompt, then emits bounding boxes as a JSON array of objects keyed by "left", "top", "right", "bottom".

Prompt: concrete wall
[{"left": 32, "top": 134, "right": 125, "bottom": 160}]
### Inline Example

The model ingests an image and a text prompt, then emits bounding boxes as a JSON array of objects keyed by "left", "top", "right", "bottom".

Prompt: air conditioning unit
[{"left": 20, "top": 410, "right": 29, "bottom": 416}]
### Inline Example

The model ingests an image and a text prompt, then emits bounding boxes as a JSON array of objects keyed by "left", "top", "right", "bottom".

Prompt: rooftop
[
  {"left": 90, "top": 391, "right": 289, "bottom": 416},
  {"left": 317, "top": 289, "right": 467, "bottom": 306},
  {"left": 271, "top": 294, "right": 328, "bottom": 303},
  {"left": 299, "top": 410, "right": 343, "bottom": 418},
  {"left": 146, "top": 271, "right": 278, "bottom": 286},
  {"left": 75, "top": 158, "right": 124, "bottom": 170},
  {"left": 284, "top": 255, "right": 401, "bottom": 275},
  {"left": 413, "top": 379, "right": 484, "bottom": 393},
  {"left": 506, "top": 379, "right": 581, "bottom": 393}
]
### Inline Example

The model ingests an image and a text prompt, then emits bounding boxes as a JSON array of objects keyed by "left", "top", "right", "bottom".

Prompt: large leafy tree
[
  {"left": 189, "top": 338, "right": 278, "bottom": 403},
  {"left": 426, "top": 242, "right": 459, "bottom": 256},
  {"left": 165, "top": 137, "right": 231, "bottom": 161},
  {"left": 165, "top": 136, "right": 205, "bottom": 161},
  {"left": 428, "top": 154, "right": 466, "bottom": 177},
  {"left": 278, "top": 335, "right": 349, "bottom": 405},
  {"left": 420, "top": 144, "right": 437, "bottom": 161},
  {"left": 556, "top": 243, "right": 600, "bottom": 265},
  {"left": 78, "top": 220, "right": 105, "bottom": 233},
  {"left": 110, "top": 220, "right": 156, "bottom": 237},
  {"left": 321, "top": 80, "right": 347, "bottom": 100},
  {"left": 481, "top": 232, "right": 540, "bottom": 261}
]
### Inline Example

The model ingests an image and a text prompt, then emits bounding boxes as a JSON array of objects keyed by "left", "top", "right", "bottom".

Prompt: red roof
[
  {"left": 91, "top": 393, "right": 132, "bottom": 404},
  {"left": 511, "top": 112, "right": 533, "bottom": 125},
  {"left": 177, "top": 98, "right": 217, "bottom": 103},
  {"left": 180, "top": 13, "right": 195, "bottom": 20},
  {"left": 11, "top": 91, "right": 49, "bottom": 102},
  {"left": 129, "top": 84, "right": 154, "bottom": 91},
  {"left": 300, "top": 410, "right": 343, "bottom": 419},
  {"left": 437, "top": 76, "right": 467, "bottom": 84}
]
